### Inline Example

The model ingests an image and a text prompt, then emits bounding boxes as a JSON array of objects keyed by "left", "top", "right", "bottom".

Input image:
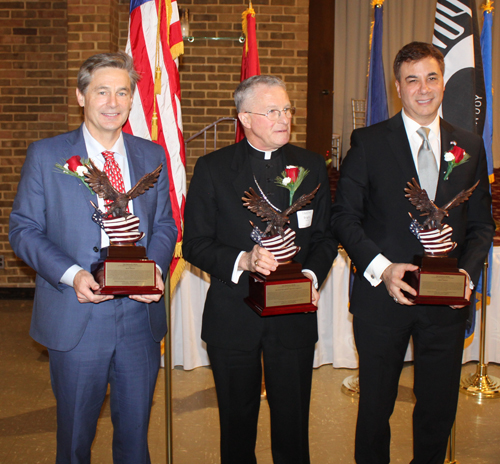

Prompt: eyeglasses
[{"left": 244, "top": 107, "right": 296, "bottom": 121}]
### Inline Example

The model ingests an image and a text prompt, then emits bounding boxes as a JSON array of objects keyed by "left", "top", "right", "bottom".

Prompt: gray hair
[
  {"left": 77, "top": 52, "right": 140, "bottom": 95},
  {"left": 234, "top": 75, "right": 287, "bottom": 112}
]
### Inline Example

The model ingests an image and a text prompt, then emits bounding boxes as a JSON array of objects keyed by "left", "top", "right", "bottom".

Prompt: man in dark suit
[
  {"left": 331, "top": 42, "right": 495, "bottom": 464},
  {"left": 183, "top": 75, "right": 337, "bottom": 464},
  {"left": 9, "top": 52, "right": 178, "bottom": 463}
]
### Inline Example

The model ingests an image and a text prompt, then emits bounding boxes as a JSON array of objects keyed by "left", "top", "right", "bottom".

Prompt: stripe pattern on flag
[{"left": 125, "top": 0, "right": 186, "bottom": 292}]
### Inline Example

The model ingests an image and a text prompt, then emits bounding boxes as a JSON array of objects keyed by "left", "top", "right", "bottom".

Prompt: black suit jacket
[
  {"left": 331, "top": 112, "right": 494, "bottom": 327},
  {"left": 183, "top": 139, "right": 338, "bottom": 351}
]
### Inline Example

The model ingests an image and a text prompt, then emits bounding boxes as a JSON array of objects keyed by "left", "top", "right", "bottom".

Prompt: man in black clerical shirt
[{"left": 183, "top": 75, "right": 337, "bottom": 464}]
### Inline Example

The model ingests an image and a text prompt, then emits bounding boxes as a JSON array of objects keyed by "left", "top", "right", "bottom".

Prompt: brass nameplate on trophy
[
  {"left": 105, "top": 261, "right": 156, "bottom": 287},
  {"left": 266, "top": 281, "right": 311, "bottom": 307},
  {"left": 419, "top": 273, "right": 466, "bottom": 297},
  {"left": 244, "top": 261, "right": 317, "bottom": 316}
]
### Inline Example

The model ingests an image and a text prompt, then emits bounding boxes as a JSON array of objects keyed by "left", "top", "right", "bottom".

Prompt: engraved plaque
[
  {"left": 419, "top": 273, "right": 466, "bottom": 297},
  {"left": 266, "top": 281, "right": 311, "bottom": 307},
  {"left": 105, "top": 261, "right": 156, "bottom": 287},
  {"left": 244, "top": 261, "right": 317, "bottom": 316}
]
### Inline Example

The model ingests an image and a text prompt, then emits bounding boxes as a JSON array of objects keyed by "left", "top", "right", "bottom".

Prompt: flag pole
[
  {"left": 444, "top": 421, "right": 458, "bottom": 464},
  {"left": 460, "top": 254, "right": 500, "bottom": 398},
  {"left": 459, "top": 0, "right": 499, "bottom": 400},
  {"left": 165, "top": 270, "right": 174, "bottom": 463}
]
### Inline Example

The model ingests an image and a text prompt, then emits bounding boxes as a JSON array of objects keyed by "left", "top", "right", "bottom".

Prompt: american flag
[{"left": 124, "top": 0, "right": 186, "bottom": 292}]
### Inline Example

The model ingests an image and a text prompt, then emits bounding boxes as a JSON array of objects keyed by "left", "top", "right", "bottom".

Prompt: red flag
[
  {"left": 235, "top": 2, "right": 261, "bottom": 143},
  {"left": 124, "top": 0, "right": 186, "bottom": 293}
]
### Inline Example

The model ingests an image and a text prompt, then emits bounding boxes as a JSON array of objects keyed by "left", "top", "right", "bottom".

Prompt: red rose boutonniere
[
  {"left": 443, "top": 141, "right": 470, "bottom": 181},
  {"left": 55, "top": 156, "right": 95, "bottom": 194},
  {"left": 275, "top": 165, "right": 310, "bottom": 206}
]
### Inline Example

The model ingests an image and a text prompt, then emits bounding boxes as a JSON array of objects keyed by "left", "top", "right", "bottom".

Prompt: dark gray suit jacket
[{"left": 331, "top": 112, "right": 494, "bottom": 327}]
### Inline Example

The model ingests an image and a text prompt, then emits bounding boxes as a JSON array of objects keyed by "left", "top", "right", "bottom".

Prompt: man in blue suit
[{"left": 9, "top": 52, "right": 177, "bottom": 463}]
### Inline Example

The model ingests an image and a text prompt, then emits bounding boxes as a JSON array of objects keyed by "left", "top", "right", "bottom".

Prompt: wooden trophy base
[
  {"left": 244, "top": 261, "right": 317, "bottom": 316},
  {"left": 92, "top": 246, "right": 162, "bottom": 295},
  {"left": 403, "top": 255, "right": 468, "bottom": 306}
]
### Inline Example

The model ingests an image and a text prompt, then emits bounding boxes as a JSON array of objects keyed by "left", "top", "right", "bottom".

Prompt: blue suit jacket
[{"left": 9, "top": 125, "right": 178, "bottom": 351}]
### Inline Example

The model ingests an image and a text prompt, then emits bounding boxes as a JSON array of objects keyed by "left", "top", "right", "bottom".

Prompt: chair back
[{"left": 351, "top": 99, "right": 366, "bottom": 129}]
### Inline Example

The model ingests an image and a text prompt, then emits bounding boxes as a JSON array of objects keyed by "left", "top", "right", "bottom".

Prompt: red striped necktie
[{"left": 102, "top": 150, "right": 128, "bottom": 213}]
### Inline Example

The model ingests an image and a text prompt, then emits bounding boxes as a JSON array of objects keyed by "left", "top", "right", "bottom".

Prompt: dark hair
[
  {"left": 393, "top": 42, "right": 445, "bottom": 81},
  {"left": 234, "top": 75, "right": 287, "bottom": 112},
  {"left": 77, "top": 52, "right": 140, "bottom": 95}
]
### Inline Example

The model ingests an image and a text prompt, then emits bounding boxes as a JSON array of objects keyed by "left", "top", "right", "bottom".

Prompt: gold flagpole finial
[
  {"left": 371, "top": 0, "right": 385, "bottom": 7},
  {"left": 482, "top": 0, "right": 494, "bottom": 13},
  {"left": 242, "top": 1, "right": 256, "bottom": 55}
]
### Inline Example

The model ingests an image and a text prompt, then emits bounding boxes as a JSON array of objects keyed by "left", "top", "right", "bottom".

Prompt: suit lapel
[
  {"left": 386, "top": 113, "right": 419, "bottom": 183},
  {"left": 435, "top": 118, "right": 456, "bottom": 205},
  {"left": 232, "top": 140, "right": 261, "bottom": 201},
  {"left": 63, "top": 126, "right": 97, "bottom": 217}
]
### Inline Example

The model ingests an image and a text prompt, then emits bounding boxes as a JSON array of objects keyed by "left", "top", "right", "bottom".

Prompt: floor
[{"left": 1, "top": 299, "right": 500, "bottom": 463}]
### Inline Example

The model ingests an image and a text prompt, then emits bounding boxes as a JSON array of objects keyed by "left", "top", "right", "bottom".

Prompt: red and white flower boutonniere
[
  {"left": 275, "top": 165, "right": 310, "bottom": 206},
  {"left": 443, "top": 141, "right": 470, "bottom": 181},
  {"left": 55, "top": 156, "right": 95, "bottom": 194}
]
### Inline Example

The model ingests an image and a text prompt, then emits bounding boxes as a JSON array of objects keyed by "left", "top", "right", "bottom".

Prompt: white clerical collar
[{"left": 247, "top": 140, "right": 276, "bottom": 160}]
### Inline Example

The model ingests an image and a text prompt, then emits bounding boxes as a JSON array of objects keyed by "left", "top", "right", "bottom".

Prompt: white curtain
[{"left": 333, "top": 0, "right": 500, "bottom": 167}]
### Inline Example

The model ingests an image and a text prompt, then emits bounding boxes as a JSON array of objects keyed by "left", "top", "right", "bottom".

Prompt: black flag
[{"left": 432, "top": 0, "right": 485, "bottom": 135}]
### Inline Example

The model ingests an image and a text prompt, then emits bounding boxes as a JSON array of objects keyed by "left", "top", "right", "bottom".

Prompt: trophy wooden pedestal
[
  {"left": 244, "top": 261, "right": 317, "bottom": 316},
  {"left": 92, "top": 246, "right": 162, "bottom": 295},
  {"left": 403, "top": 255, "right": 469, "bottom": 306}
]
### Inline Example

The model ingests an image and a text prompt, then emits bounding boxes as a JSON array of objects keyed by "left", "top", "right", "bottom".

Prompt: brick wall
[
  {"left": 67, "top": 0, "right": 125, "bottom": 129},
  {"left": 0, "top": 0, "right": 69, "bottom": 285},
  {"left": 179, "top": 0, "right": 309, "bottom": 181},
  {"left": 0, "top": 0, "right": 310, "bottom": 287}
]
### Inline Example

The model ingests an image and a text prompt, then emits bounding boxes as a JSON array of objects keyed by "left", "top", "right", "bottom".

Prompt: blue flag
[
  {"left": 466, "top": 6, "right": 496, "bottom": 347},
  {"left": 365, "top": 4, "right": 388, "bottom": 127},
  {"left": 480, "top": 7, "right": 494, "bottom": 183}
]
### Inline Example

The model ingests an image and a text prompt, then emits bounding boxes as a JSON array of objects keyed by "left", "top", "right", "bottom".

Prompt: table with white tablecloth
[{"left": 171, "top": 248, "right": 500, "bottom": 370}]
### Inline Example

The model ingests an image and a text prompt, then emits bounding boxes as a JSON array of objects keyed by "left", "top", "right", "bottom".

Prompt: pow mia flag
[{"left": 432, "top": 0, "right": 486, "bottom": 135}]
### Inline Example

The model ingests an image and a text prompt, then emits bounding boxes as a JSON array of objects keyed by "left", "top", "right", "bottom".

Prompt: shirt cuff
[
  {"left": 156, "top": 264, "right": 163, "bottom": 277},
  {"left": 302, "top": 269, "right": 318, "bottom": 289},
  {"left": 364, "top": 254, "right": 392, "bottom": 287},
  {"left": 232, "top": 251, "right": 246, "bottom": 284},
  {"left": 459, "top": 269, "right": 474, "bottom": 290},
  {"left": 60, "top": 264, "right": 84, "bottom": 287}
]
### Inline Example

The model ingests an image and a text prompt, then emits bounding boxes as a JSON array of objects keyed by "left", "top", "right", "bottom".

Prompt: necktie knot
[
  {"left": 417, "top": 127, "right": 431, "bottom": 150},
  {"left": 102, "top": 150, "right": 115, "bottom": 162}
]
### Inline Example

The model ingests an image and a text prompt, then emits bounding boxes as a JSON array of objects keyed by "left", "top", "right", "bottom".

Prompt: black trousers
[
  {"left": 353, "top": 312, "right": 466, "bottom": 464},
  {"left": 207, "top": 319, "right": 315, "bottom": 464}
]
